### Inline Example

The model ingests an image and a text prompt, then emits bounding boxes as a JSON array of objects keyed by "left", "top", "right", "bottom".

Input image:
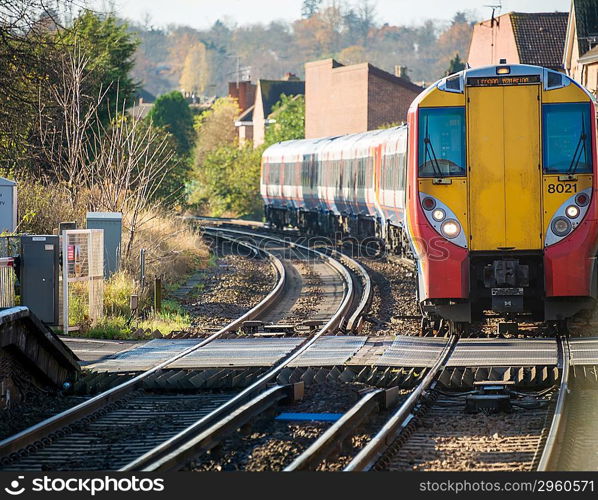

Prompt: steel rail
[
  {"left": 343, "top": 331, "right": 459, "bottom": 471},
  {"left": 322, "top": 247, "right": 373, "bottom": 333},
  {"left": 536, "top": 336, "right": 570, "bottom": 471},
  {"left": 284, "top": 387, "right": 399, "bottom": 471},
  {"left": 0, "top": 235, "right": 286, "bottom": 460},
  {"left": 202, "top": 226, "right": 372, "bottom": 332},
  {"left": 194, "top": 218, "right": 373, "bottom": 332},
  {"left": 129, "top": 383, "right": 302, "bottom": 473},
  {"left": 121, "top": 227, "right": 358, "bottom": 471}
]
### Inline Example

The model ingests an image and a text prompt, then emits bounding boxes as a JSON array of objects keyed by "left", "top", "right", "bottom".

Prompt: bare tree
[
  {"left": 38, "top": 44, "right": 181, "bottom": 264},
  {"left": 84, "top": 108, "right": 179, "bottom": 263},
  {"left": 37, "top": 47, "right": 106, "bottom": 201}
]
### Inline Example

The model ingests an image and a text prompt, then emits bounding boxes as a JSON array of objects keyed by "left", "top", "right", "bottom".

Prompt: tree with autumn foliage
[{"left": 179, "top": 41, "right": 211, "bottom": 96}]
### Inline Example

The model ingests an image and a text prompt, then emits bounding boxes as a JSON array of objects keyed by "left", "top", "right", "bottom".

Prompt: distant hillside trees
[
  {"left": 302, "top": 0, "right": 322, "bottom": 18},
  {"left": 447, "top": 53, "right": 466, "bottom": 75},
  {"left": 129, "top": 2, "right": 476, "bottom": 97},
  {"left": 179, "top": 41, "right": 211, "bottom": 96}
]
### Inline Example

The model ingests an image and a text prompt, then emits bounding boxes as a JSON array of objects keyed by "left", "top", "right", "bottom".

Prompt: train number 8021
[{"left": 547, "top": 183, "right": 577, "bottom": 194}]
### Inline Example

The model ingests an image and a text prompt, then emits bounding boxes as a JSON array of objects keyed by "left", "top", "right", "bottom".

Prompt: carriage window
[
  {"left": 543, "top": 103, "right": 592, "bottom": 174},
  {"left": 418, "top": 107, "right": 466, "bottom": 177}
]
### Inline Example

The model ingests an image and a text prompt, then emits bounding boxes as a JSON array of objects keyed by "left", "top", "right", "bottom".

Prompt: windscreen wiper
[
  {"left": 424, "top": 117, "right": 443, "bottom": 177},
  {"left": 567, "top": 117, "right": 587, "bottom": 174}
]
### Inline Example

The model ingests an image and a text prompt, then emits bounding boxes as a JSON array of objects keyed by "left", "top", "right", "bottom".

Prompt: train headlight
[
  {"left": 441, "top": 219, "right": 461, "bottom": 239},
  {"left": 422, "top": 197, "right": 436, "bottom": 211},
  {"left": 551, "top": 217, "right": 572, "bottom": 237},
  {"left": 432, "top": 208, "right": 446, "bottom": 221},
  {"left": 565, "top": 205, "right": 580, "bottom": 219}
]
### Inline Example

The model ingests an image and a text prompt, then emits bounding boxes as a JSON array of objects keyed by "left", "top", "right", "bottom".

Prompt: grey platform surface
[
  {"left": 86, "top": 339, "right": 199, "bottom": 371},
  {"left": 447, "top": 338, "right": 558, "bottom": 367},
  {"left": 168, "top": 338, "right": 304, "bottom": 368},
  {"left": 376, "top": 336, "right": 448, "bottom": 367},
  {"left": 71, "top": 335, "right": 581, "bottom": 373},
  {"left": 288, "top": 336, "right": 368, "bottom": 367},
  {"left": 569, "top": 338, "right": 598, "bottom": 366},
  {"left": 61, "top": 337, "right": 145, "bottom": 364},
  {"left": 87, "top": 338, "right": 305, "bottom": 371}
]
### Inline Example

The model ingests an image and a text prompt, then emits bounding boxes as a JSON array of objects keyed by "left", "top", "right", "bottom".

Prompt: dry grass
[
  {"left": 16, "top": 177, "right": 87, "bottom": 235},
  {"left": 16, "top": 178, "right": 211, "bottom": 339},
  {"left": 16, "top": 177, "right": 209, "bottom": 287},
  {"left": 120, "top": 209, "right": 210, "bottom": 286}
]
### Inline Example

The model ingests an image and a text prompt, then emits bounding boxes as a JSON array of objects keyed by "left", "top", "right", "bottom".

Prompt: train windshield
[
  {"left": 418, "top": 107, "right": 466, "bottom": 177},
  {"left": 543, "top": 103, "right": 593, "bottom": 174}
]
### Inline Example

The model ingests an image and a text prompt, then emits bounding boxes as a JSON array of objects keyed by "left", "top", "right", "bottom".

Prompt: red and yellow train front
[{"left": 406, "top": 64, "right": 598, "bottom": 322}]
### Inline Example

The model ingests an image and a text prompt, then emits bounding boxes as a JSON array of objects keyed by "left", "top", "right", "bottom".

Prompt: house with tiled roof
[
  {"left": 468, "top": 11, "right": 569, "bottom": 71},
  {"left": 564, "top": 0, "right": 598, "bottom": 96},
  {"left": 234, "top": 75, "right": 305, "bottom": 147}
]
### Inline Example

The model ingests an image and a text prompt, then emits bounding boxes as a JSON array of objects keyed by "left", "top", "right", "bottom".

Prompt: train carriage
[{"left": 261, "top": 63, "right": 598, "bottom": 327}]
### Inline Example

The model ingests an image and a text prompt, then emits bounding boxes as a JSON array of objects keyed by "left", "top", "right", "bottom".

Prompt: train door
[{"left": 467, "top": 84, "right": 542, "bottom": 250}]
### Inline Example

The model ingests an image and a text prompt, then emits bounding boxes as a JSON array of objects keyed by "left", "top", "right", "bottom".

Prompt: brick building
[
  {"left": 468, "top": 12, "right": 569, "bottom": 71},
  {"left": 234, "top": 75, "right": 304, "bottom": 146},
  {"left": 305, "top": 59, "right": 423, "bottom": 139},
  {"left": 228, "top": 81, "right": 256, "bottom": 114},
  {"left": 564, "top": 0, "right": 598, "bottom": 96}
]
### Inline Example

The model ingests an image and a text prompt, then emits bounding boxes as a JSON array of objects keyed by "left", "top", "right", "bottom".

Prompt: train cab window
[
  {"left": 542, "top": 103, "right": 592, "bottom": 174},
  {"left": 418, "top": 107, "right": 466, "bottom": 177}
]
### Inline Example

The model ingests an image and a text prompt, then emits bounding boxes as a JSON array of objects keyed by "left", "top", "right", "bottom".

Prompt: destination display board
[{"left": 466, "top": 75, "right": 541, "bottom": 87}]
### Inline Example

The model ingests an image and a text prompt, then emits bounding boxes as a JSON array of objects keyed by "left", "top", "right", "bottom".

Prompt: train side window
[
  {"left": 418, "top": 107, "right": 466, "bottom": 177},
  {"left": 542, "top": 102, "right": 592, "bottom": 174},
  {"left": 269, "top": 162, "right": 277, "bottom": 185},
  {"left": 398, "top": 152, "right": 406, "bottom": 190}
]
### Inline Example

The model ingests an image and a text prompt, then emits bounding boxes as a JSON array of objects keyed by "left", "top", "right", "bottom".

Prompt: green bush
[{"left": 103, "top": 271, "right": 135, "bottom": 317}]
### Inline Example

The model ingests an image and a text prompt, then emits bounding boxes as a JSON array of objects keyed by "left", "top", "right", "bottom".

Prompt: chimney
[
  {"left": 395, "top": 65, "right": 410, "bottom": 81},
  {"left": 282, "top": 72, "right": 300, "bottom": 81}
]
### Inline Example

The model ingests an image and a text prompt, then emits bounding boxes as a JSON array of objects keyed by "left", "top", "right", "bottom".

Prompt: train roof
[
  {"left": 410, "top": 63, "right": 597, "bottom": 111},
  {"left": 263, "top": 125, "right": 407, "bottom": 161}
]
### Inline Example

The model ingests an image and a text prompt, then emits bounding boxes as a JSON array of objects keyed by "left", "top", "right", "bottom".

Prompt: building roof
[
  {"left": 572, "top": 0, "right": 598, "bottom": 57},
  {"left": 135, "top": 88, "right": 156, "bottom": 103},
  {"left": 579, "top": 44, "right": 598, "bottom": 63},
  {"left": 268, "top": 94, "right": 302, "bottom": 119},
  {"left": 237, "top": 104, "right": 255, "bottom": 124},
  {"left": 510, "top": 12, "right": 569, "bottom": 69},
  {"left": 258, "top": 79, "right": 305, "bottom": 118},
  {"left": 367, "top": 63, "right": 424, "bottom": 93},
  {"left": 128, "top": 102, "right": 153, "bottom": 121}
]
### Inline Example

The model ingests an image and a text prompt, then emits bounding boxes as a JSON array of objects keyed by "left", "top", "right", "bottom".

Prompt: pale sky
[{"left": 87, "top": 0, "right": 571, "bottom": 28}]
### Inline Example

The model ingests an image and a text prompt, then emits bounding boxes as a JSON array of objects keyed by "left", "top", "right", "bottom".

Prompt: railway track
[
  {"left": 331, "top": 337, "right": 565, "bottom": 472},
  {"left": 536, "top": 337, "right": 598, "bottom": 471},
  {"left": 168, "top": 326, "right": 456, "bottom": 472},
  {"left": 183, "top": 219, "right": 595, "bottom": 473},
  {"left": 0, "top": 229, "right": 372, "bottom": 471}
]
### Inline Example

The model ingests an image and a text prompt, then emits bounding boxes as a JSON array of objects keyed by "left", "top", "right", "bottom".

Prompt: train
[{"left": 260, "top": 63, "right": 598, "bottom": 329}]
